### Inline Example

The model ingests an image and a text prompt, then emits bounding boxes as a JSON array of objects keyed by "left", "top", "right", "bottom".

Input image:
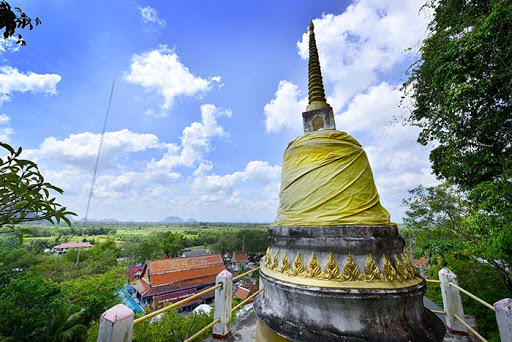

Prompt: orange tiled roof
[
  {"left": 234, "top": 286, "right": 250, "bottom": 300},
  {"left": 133, "top": 278, "right": 150, "bottom": 294},
  {"left": 233, "top": 253, "right": 249, "bottom": 263},
  {"left": 151, "top": 265, "right": 226, "bottom": 286},
  {"left": 148, "top": 254, "right": 224, "bottom": 275},
  {"left": 144, "top": 275, "right": 219, "bottom": 297},
  {"left": 135, "top": 254, "right": 227, "bottom": 297}
]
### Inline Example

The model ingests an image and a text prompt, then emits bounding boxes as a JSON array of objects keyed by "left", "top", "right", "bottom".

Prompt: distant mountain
[
  {"left": 161, "top": 216, "right": 184, "bottom": 223},
  {"left": 186, "top": 218, "right": 197, "bottom": 223}
]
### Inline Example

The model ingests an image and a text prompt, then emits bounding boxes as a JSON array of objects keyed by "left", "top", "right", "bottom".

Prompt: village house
[
  {"left": 132, "top": 254, "right": 227, "bottom": 311},
  {"left": 52, "top": 242, "right": 93, "bottom": 254},
  {"left": 231, "top": 252, "right": 249, "bottom": 271}
]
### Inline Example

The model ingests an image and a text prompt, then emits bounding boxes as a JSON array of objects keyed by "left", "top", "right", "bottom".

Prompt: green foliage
[
  {"left": 0, "top": 274, "right": 63, "bottom": 341},
  {"left": 402, "top": 182, "right": 512, "bottom": 292},
  {"left": 0, "top": 143, "right": 76, "bottom": 242},
  {"left": 403, "top": 0, "right": 512, "bottom": 188},
  {"left": 0, "top": 0, "right": 41, "bottom": 45},
  {"left": 30, "top": 240, "right": 120, "bottom": 282},
  {"left": 133, "top": 308, "right": 213, "bottom": 342},
  {"left": 425, "top": 255, "right": 507, "bottom": 342},
  {"left": 0, "top": 238, "right": 124, "bottom": 341},
  {"left": 61, "top": 268, "right": 124, "bottom": 321}
]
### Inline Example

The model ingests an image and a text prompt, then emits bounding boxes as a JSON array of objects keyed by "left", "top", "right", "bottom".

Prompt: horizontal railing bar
[
  {"left": 183, "top": 318, "right": 221, "bottom": 342},
  {"left": 134, "top": 283, "right": 222, "bottom": 325},
  {"left": 449, "top": 282, "right": 495, "bottom": 311},
  {"left": 454, "top": 313, "right": 487, "bottom": 342},
  {"left": 426, "top": 279, "right": 441, "bottom": 284},
  {"left": 231, "top": 288, "right": 264, "bottom": 313},
  {"left": 233, "top": 267, "right": 260, "bottom": 281},
  {"left": 430, "top": 310, "right": 446, "bottom": 315}
]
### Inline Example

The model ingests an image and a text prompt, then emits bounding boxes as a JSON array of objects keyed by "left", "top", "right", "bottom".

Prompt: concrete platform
[{"left": 206, "top": 301, "right": 476, "bottom": 342}]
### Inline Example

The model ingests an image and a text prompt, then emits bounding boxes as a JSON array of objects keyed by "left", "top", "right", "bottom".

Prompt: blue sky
[{"left": 0, "top": 0, "right": 437, "bottom": 222}]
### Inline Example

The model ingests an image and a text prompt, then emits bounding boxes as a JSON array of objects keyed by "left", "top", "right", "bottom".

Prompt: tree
[
  {"left": 0, "top": 0, "right": 41, "bottom": 45},
  {"left": 403, "top": 0, "right": 512, "bottom": 188},
  {"left": 61, "top": 268, "right": 124, "bottom": 321},
  {"left": 0, "top": 274, "right": 63, "bottom": 341},
  {"left": 402, "top": 182, "right": 512, "bottom": 293},
  {"left": 0, "top": 143, "right": 76, "bottom": 240}
]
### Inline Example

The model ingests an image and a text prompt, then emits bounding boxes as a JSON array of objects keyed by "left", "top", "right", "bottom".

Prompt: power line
[{"left": 83, "top": 78, "right": 115, "bottom": 227}]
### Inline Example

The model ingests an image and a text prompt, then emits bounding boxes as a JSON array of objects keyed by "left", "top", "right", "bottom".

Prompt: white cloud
[
  {"left": 191, "top": 160, "right": 281, "bottom": 206},
  {"left": 139, "top": 6, "right": 167, "bottom": 28},
  {"left": 26, "top": 129, "right": 164, "bottom": 170},
  {"left": 149, "top": 104, "right": 231, "bottom": 170},
  {"left": 125, "top": 46, "right": 221, "bottom": 116},
  {"left": 0, "top": 37, "right": 20, "bottom": 54},
  {"left": 0, "top": 113, "right": 12, "bottom": 142},
  {"left": 24, "top": 104, "right": 235, "bottom": 220},
  {"left": 0, "top": 114, "right": 9, "bottom": 124},
  {"left": 0, "top": 127, "right": 13, "bottom": 142},
  {"left": 264, "top": 80, "right": 307, "bottom": 133},
  {"left": 0, "top": 66, "right": 61, "bottom": 105}
]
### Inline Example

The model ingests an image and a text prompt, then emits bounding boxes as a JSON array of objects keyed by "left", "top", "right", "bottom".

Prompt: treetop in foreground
[{"left": 0, "top": 142, "right": 75, "bottom": 240}]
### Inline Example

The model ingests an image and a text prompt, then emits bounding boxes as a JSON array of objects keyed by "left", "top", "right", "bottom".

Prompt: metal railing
[
  {"left": 133, "top": 283, "right": 222, "bottom": 325},
  {"left": 98, "top": 266, "right": 262, "bottom": 342},
  {"left": 426, "top": 268, "right": 512, "bottom": 342}
]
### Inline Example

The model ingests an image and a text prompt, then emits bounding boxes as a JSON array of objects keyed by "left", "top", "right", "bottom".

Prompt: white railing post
[
  {"left": 439, "top": 267, "right": 468, "bottom": 334},
  {"left": 494, "top": 298, "right": 512, "bottom": 342},
  {"left": 213, "top": 270, "right": 233, "bottom": 339},
  {"left": 97, "top": 304, "right": 134, "bottom": 342}
]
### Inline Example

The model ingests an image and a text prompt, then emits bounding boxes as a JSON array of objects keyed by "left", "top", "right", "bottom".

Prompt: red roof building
[
  {"left": 133, "top": 254, "right": 227, "bottom": 311},
  {"left": 232, "top": 252, "right": 249, "bottom": 264},
  {"left": 233, "top": 286, "right": 251, "bottom": 300},
  {"left": 127, "top": 265, "right": 144, "bottom": 280},
  {"left": 53, "top": 242, "right": 93, "bottom": 250}
]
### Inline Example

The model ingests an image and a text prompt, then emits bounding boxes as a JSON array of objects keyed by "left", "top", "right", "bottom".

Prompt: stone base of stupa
[{"left": 253, "top": 225, "right": 446, "bottom": 342}]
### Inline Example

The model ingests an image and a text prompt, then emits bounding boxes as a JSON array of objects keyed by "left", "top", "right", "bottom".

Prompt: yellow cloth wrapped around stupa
[{"left": 274, "top": 129, "right": 392, "bottom": 226}]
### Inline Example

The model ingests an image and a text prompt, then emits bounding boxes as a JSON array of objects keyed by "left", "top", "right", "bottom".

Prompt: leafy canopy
[{"left": 403, "top": 0, "right": 512, "bottom": 188}]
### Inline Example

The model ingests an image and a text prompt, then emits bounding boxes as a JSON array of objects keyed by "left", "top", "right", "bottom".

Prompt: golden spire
[{"left": 306, "top": 21, "right": 330, "bottom": 111}]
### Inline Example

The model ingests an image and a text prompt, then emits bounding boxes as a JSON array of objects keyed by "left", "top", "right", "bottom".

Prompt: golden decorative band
[{"left": 261, "top": 249, "right": 422, "bottom": 289}]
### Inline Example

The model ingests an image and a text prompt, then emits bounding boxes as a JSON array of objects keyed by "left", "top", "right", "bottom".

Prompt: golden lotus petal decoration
[
  {"left": 280, "top": 251, "right": 291, "bottom": 273},
  {"left": 289, "top": 252, "right": 305, "bottom": 276},
  {"left": 271, "top": 250, "right": 280, "bottom": 271},
  {"left": 394, "top": 255, "right": 412, "bottom": 280},
  {"left": 264, "top": 248, "right": 272, "bottom": 269},
  {"left": 401, "top": 252, "right": 419, "bottom": 277},
  {"left": 304, "top": 252, "right": 323, "bottom": 279},
  {"left": 320, "top": 252, "right": 341, "bottom": 280},
  {"left": 383, "top": 255, "right": 400, "bottom": 282},
  {"left": 341, "top": 253, "right": 363, "bottom": 281},
  {"left": 364, "top": 253, "right": 383, "bottom": 282}
]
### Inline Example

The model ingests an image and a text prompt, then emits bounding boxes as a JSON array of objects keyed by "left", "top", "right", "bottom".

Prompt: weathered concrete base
[
  {"left": 254, "top": 225, "right": 446, "bottom": 342},
  {"left": 254, "top": 272, "right": 445, "bottom": 342}
]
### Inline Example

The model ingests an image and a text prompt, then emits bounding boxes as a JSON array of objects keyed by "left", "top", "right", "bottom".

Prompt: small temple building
[
  {"left": 133, "top": 254, "right": 227, "bottom": 311},
  {"left": 231, "top": 252, "right": 249, "bottom": 270},
  {"left": 253, "top": 21, "right": 446, "bottom": 341}
]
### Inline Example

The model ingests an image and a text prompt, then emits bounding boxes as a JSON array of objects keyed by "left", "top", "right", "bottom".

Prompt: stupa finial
[{"left": 306, "top": 20, "right": 330, "bottom": 111}]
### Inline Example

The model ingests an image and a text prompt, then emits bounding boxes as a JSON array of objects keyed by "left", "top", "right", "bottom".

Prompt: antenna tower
[{"left": 83, "top": 78, "right": 115, "bottom": 227}]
